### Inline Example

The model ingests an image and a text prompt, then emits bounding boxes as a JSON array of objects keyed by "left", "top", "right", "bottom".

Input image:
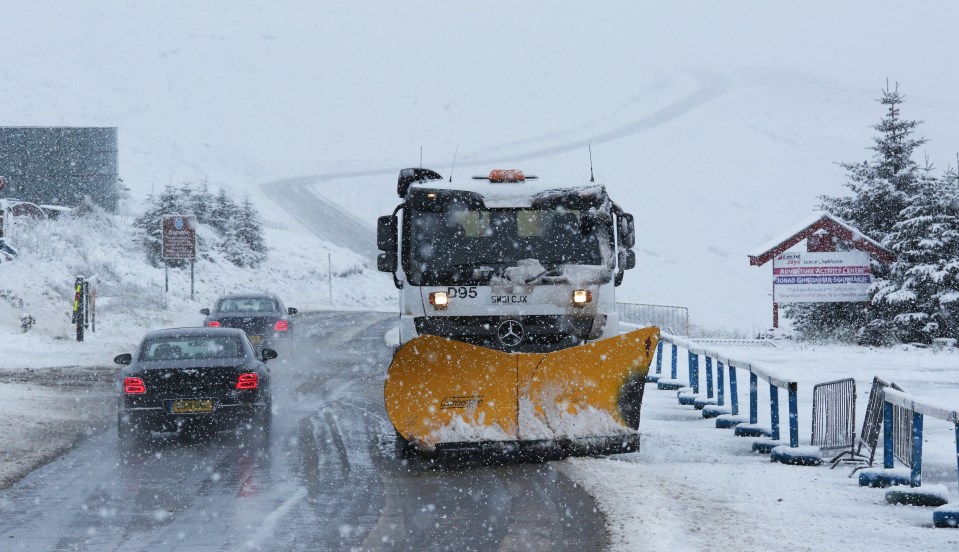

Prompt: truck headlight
[
  {"left": 429, "top": 291, "right": 449, "bottom": 310},
  {"left": 572, "top": 289, "right": 592, "bottom": 306}
]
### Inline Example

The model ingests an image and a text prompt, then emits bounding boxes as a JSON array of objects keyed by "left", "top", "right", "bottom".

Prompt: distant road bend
[{"left": 261, "top": 69, "right": 729, "bottom": 262}]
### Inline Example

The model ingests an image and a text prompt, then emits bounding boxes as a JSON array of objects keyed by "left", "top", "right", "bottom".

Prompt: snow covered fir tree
[
  {"left": 133, "top": 182, "right": 267, "bottom": 268},
  {"left": 787, "top": 84, "right": 959, "bottom": 344}
]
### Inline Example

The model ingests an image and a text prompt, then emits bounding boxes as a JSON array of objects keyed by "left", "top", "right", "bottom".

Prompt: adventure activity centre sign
[{"left": 773, "top": 251, "right": 872, "bottom": 303}]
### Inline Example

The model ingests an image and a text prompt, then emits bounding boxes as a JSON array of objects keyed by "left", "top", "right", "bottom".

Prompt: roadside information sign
[
  {"left": 162, "top": 214, "right": 197, "bottom": 259},
  {"left": 773, "top": 251, "right": 871, "bottom": 303}
]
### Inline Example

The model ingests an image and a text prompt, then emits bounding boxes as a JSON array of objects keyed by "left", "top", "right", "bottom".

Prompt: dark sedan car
[
  {"left": 115, "top": 327, "right": 274, "bottom": 438},
  {"left": 200, "top": 293, "right": 297, "bottom": 352}
]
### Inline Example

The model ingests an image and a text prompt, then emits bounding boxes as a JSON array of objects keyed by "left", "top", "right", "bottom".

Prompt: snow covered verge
[
  {"left": 0, "top": 367, "right": 113, "bottom": 488},
  {"left": 0, "top": 204, "right": 395, "bottom": 369},
  {"left": 559, "top": 339, "right": 959, "bottom": 550}
]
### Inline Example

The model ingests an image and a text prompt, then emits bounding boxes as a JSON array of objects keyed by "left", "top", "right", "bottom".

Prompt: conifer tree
[
  {"left": 236, "top": 197, "right": 267, "bottom": 267},
  {"left": 875, "top": 166, "right": 959, "bottom": 341},
  {"left": 788, "top": 83, "right": 929, "bottom": 342},
  {"left": 822, "top": 83, "right": 926, "bottom": 243}
]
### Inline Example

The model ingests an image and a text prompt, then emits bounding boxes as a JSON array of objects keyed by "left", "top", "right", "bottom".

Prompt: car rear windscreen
[
  {"left": 216, "top": 297, "right": 278, "bottom": 313},
  {"left": 140, "top": 336, "right": 244, "bottom": 361}
]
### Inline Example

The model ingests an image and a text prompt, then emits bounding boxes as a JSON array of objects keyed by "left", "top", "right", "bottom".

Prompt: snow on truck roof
[{"left": 402, "top": 168, "right": 611, "bottom": 208}]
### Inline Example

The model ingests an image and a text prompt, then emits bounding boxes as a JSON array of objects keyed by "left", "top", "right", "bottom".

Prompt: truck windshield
[{"left": 405, "top": 207, "right": 609, "bottom": 283}]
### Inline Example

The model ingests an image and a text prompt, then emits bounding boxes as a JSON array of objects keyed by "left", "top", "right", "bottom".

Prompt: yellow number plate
[
  {"left": 172, "top": 399, "right": 214, "bottom": 413},
  {"left": 249, "top": 335, "right": 263, "bottom": 344}
]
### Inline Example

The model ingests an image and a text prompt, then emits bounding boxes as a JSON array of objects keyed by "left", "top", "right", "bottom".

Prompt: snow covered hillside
[
  {"left": 4, "top": 1, "right": 959, "bottom": 332},
  {"left": 2, "top": 4, "right": 959, "bottom": 549}
]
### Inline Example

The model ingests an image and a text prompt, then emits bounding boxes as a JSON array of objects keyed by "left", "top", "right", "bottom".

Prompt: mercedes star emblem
[{"left": 497, "top": 319, "right": 525, "bottom": 347}]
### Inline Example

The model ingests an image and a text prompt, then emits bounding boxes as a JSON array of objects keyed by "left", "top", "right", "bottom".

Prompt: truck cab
[{"left": 378, "top": 168, "right": 636, "bottom": 353}]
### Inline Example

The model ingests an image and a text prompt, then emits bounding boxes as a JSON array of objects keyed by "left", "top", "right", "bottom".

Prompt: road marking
[{"left": 242, "top": 487, "right": 307, "bottom": 550}]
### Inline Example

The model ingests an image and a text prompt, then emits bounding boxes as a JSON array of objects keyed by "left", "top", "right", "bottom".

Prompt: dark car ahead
[
  {"left": 200, "top": 293, "right": 297, "bottom": 352},
  {"left": 115, "top": 327, "right": 274, "bottom": 438}
]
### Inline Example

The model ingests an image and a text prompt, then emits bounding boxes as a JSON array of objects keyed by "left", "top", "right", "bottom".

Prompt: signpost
[{"left": 162, "top": 214, "right": 197, "bottom": 299}]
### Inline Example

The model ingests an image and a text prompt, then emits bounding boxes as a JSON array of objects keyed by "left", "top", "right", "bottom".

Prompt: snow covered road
[{"left": 0, "top": 312, "right": 609, "bottom": 551}]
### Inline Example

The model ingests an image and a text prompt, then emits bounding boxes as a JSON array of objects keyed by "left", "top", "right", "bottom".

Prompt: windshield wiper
[{"left": 525, "top": 267, "right": 563, "bottom": 284}]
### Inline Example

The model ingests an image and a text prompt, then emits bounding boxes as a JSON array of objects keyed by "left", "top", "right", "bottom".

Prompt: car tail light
[
  {"left": 124, "top": 377, "right": 146, "bottom": 394},
  {"left": 274, "top": 320, "right": 289, "bottom": 331},
  {"left": 208, "top": 321, "right": 221, "bottom": 327},
  {"left": 236, "top": 373, "right": 258, "bottom": 390}
]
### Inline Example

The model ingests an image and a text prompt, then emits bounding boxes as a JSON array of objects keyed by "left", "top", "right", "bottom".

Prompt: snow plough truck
[{"left": 377, "top": 167, "right": 659, "bottom": 457}]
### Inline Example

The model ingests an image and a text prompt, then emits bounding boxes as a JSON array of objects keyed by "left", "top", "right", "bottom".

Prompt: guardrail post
[
  {"left": 705, "top": 356, "right": 714, "bottom": 399},
  {"left": 883, "top": 401, "right": 894, "bottom": 469},
  {"left": 729, "top": 366, "right": 739, "bottom": 415},
  {"left": 716, "top": 364, "right": 746, "bottom": 429},
  {"left": 695, "top": 355, "right": 720, "bottom": 410},
  {"left": 670, "top": 344, "right": 678, "bottom": 379},
  {"left": 770, "top": 383, "right": 781, "bottom": 442},
  {"left": 655, "top": 341, "right": 664, "bottom": 375},
  {"left": 678, "top": 350, "right": 700, "bottom": 405},
  {"left": 690, "top": 352, "right": 699, "bottom": 394},
  {"left": 717, "top": 361, "right": 725, "bottom": 407},
  {"left": 735, "top": 372, "right": 769, "bottom": 437},
  {"left": 910, "top": 412, "right": 923, "bottom": 488},
  {"left": 647, "top": 340, "right": 665, "bottom": 383},
  {"left": 788, "top": 382, "right": 799, "bottom": 447}
]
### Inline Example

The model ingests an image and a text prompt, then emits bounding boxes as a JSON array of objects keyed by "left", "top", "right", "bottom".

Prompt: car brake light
[
  {"left": 237, "top": 373, "right": 258, "bottom": 390},
  {"left": 208, "top": 321, "right": 221, "bottom": 327},
  {"left": 274, "top": 320, "right": 288, "bottom": 331},
  {"left": 124, "top": 377, "right": 146, "bottom": 394}
]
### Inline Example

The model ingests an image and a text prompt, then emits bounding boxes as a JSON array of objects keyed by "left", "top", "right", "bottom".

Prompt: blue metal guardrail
[
  {"left": 859, "top": 388, "right": 959, "bottom": 527},
  {"left": 654, "top": 333, "right": 821, "bottom": 466},
  {"left": 648, "top": 333, "right": 957, "bottom": 527}
]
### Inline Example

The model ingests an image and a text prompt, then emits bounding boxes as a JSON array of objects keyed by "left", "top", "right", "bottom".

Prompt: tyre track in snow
[{"left": 261, "top": 70, "right": 730, "bottom": 264}]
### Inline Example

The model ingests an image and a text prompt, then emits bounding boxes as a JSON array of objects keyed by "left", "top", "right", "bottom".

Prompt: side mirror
[
  {"left": 377, "top": 251, "right": 398, "bottom": 273},
  {"left": 619, "top": 249, "right": 637, "bottom": 270},
  {"left": 617, "top": 213, "right": 635, "bottom": 249},
  {"left": 397, "top": 167, "right": 443, "bottom": 197},
  {"left": 377, "top": 215, "right": 398, "bottom": 252},
  {"left": 287, "top": 307, "right": 298, "bottom": 315},
  {"left": 261, "top": 348, "right": 278, "bottom": 361},
  {"left": 114, "top": 353, "right": 133, "bottom": 365},
  {"left": 199, "top": 308, "right": 210, "bottom": 316}
]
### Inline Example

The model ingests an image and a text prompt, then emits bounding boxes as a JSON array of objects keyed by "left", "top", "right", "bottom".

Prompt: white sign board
[{"left": 773, "top": 251, "right": 871, "bottom": 303}]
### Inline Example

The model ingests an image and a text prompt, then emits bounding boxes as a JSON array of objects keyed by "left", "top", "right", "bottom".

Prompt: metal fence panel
[
  {"left": 811, "top": 378, "right": 856, "bottom": 453},
  {"left": 858, "top": 377, "right": 891, "bottom": 463},
  {"left": 617, "top": 302, "right": 689, "bottom": 336},
  {"left": 892, "top": 402, "right": 914, "bottom": 468}
]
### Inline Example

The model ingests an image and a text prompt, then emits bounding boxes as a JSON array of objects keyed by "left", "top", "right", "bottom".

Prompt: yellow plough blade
[{"left": 384, "top": 327, "right": 659, "bottom": 452}]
